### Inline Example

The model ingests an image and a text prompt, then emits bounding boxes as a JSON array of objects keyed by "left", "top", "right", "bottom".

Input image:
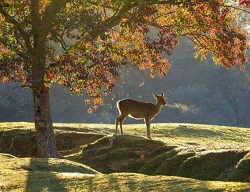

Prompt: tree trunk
[
  {"left": 31, "top": 43, "right": 58, "bottom": 158},
  {"left": 33, "top": 84, "right": 58, "bottom": 157},
  {"left": 29, "top": 0, "right": 58, "bottom": 157}
]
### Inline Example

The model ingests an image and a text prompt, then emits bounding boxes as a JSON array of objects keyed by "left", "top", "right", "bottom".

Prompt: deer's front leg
[
  {"left": 120, "top": 121, "right": 123, "bottom": 134},
  {"left": 145, "top": 117, "right": 151, "bottom": 139},
  {"left": 115, "top": 118, "right": 119, "bottom": 134}
]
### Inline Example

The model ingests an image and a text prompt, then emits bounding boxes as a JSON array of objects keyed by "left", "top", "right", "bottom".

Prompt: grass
[
  {"left": 1, "top": 122, "right": 250, "bottom": 149},
  {"left": 1, "top": 122, "right": 250, "bottom": 191},
  {"left": 1, "top": 152, "right": 250, "bottom": 192}
]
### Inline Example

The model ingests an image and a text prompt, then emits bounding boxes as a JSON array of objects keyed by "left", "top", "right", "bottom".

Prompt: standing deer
[{"left": 115, "top": 93, "right": 167, "bottom": 139}]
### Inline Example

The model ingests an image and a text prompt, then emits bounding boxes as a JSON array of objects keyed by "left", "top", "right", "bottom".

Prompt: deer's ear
[
  {"left": 153, "top": 93, "right": 157, "bottom": 98},
  {"left": 161, "top": 93, "right": 164, "bottom": 96}
]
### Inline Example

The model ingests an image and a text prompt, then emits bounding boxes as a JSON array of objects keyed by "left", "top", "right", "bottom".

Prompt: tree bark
[
  {"left": 33, "top": 84, "right": 58, "bottom": 157},
  {"left": 30, "top": 21, "right": 58, "bottom": 157},
  {"left": 29, "top": 0, "right": 58, "bottom": 157}
]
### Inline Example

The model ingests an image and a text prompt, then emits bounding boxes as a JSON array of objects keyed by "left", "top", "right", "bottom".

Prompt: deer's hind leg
[
  {"left": 115, "top": 114, "right": 127, "bottom": 135},
  {"left": 145, "top": 117, "right": 152, "bottom": 139}
]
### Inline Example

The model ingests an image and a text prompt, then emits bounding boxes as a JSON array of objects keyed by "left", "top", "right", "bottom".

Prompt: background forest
[{"left": 1, "top": 37, "right": 250, "bottom": 127}]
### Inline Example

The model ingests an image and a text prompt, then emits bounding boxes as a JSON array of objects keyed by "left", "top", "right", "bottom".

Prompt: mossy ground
[
  {"left": 1, "top": 152, "right": 250, "bottom": 192},
  {"left": 1, "top": 122, "right": 250, "bottom": 191}
]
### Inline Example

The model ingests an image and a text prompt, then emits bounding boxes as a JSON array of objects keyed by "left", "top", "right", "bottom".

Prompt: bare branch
[
  {"left": 54, "top": 32, "right": 68, "bottom": 51},
  {"left": 224, "top": 4, "right": 250, "bottom": 14},
  {"left": 21, "top": 83, "right": 33, "bottom": 89}
]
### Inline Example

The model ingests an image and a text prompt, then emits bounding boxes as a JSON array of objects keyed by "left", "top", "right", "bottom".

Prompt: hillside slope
[
  {"left": 1, "top": 153, "right": 250, "bottom": 192},
  {"left": 1, "top": 123, "right": 250, "bottom": 191}
]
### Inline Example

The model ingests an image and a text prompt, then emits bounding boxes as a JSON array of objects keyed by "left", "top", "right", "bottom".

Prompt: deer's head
[{"left": 153, "top": 93, "right": 167, "bottom": 106}]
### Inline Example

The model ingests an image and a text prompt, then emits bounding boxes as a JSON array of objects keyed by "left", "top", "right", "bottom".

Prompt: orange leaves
[
  {"left": 39, "top": 0, "right": 51, "bottom": 14},
  {"left": 0, "top": 59, "right": 28, "bottom": 85},
  {"left": 1, "top": 76, "right": 9, "bottom": 83},
  {"left": 85, "top": 99, "right": 91, "bottom": 105},
  {"left": 53, "top": 16, "right": 175, "bottom": 111},
  {"left": 203, "top": 16, "right": 213, "bottom": 25},
  {"left": 215, "top": 33, "right": 248, "bottom": 67},
  {"left": 194, "top": 26, "right": 248, "bottom": 68},
  {"left": 1, "top": 0, "right": 249, "bottom": 115},
  {"left": 53, "top": 35, "right": 120, "bottom": 112},
  {"left": 169, "top": 0, "right": 249, "bottom": 68},
  {"left": 85, "top": 97, "right": 103, "bottom": 114}
]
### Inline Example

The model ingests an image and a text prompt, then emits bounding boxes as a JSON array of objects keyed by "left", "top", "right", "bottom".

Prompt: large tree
[{"left": 0, "top": 0, "right": 249, "bottom": 157}]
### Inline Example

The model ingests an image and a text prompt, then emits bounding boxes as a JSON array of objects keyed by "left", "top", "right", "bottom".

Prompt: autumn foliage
[
  {"left": 239, "top": 0, "right": 250, "bottom": 7},
  {"left": 0, "top": 0, "right": 249, "bottom": 112}
]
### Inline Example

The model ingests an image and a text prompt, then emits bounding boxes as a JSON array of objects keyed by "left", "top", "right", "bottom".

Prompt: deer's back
[{"left": 117, "top": 98, "right": 157, "bottom": 119}]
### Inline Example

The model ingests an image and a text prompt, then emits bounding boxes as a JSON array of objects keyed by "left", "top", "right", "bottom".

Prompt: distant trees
[
  {"left": 0, "top": 82, "right": 33, "bottom": 121},
  {"left": 161, "top": 38, "right": 250, "bottom": 127},
  {"left": 211, "top": 68, "right": 250, "bottom": 127}
]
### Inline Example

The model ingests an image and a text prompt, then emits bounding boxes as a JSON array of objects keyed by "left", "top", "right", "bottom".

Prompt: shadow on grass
[{"left": 25, "top": 158, "right": 67, "bottom": 192}]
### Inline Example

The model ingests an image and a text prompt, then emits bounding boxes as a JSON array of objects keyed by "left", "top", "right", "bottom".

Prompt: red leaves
[
  {"left": 0, "top": 57, "right": 29, "bottom": 85},
  {"left": 51, "top": 37, "right": 120, "bottom": 112},
  {"left": 172, "top": 0, "right": 249, "bottom": 68},
  {"left": 47, "top": 0, "right": 249, "bottom": 112},
  {"left": 211, "top": 28, "right": 248, "bottom": 67},
  {"left": 239, "top": 0, "right": 250, "bottom": 7}
]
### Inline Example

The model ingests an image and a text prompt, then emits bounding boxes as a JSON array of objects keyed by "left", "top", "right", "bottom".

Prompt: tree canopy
[
  {"left": 1, "top": 0, "right": 249, "bottom": 110},
  {"left": 0, "top": 0, "right": 250, "bottom": 157}
]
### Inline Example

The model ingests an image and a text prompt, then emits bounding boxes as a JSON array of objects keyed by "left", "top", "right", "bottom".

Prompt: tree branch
[
  {"left": 0, "top": 7, "right": 32, "bottom": 57},
  {"left": 42, "top": 0, "right": 71, "bottom": 37},
  {"left": 21, "top": 83, "right": 33, "bottom": 89},
  {"left": 54, "top": 32, "right": 68, "bottom": 51},
  {"left": 0, "top": 0, "right": 9, "bottom": 7},
  {"left": 0, "top": 8, "right": 30, "bottom": 40},
  {"left": 224, "top": 4, "right": 250, "bottom": 14},
  {"left": 103, "top": 2, "right": 136, "bottom": 29}
]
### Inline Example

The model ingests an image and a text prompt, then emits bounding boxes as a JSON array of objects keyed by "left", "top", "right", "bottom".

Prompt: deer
[{"left": 115, "top": 93, "right": 167, "bottom": 139}]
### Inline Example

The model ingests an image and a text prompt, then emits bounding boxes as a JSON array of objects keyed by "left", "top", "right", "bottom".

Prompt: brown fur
[{"left": 115, "top": 93, "right": 166, "bottom": 139}]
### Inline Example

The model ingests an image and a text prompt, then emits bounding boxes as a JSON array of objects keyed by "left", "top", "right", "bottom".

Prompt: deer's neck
[{"left": 155, "top": 102, "right": 163, "bottom": 111}]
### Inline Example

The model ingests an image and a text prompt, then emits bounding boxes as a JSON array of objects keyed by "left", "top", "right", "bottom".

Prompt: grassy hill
[{"left": 1, "top": 122, "right": 250, "bottom": 191}]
